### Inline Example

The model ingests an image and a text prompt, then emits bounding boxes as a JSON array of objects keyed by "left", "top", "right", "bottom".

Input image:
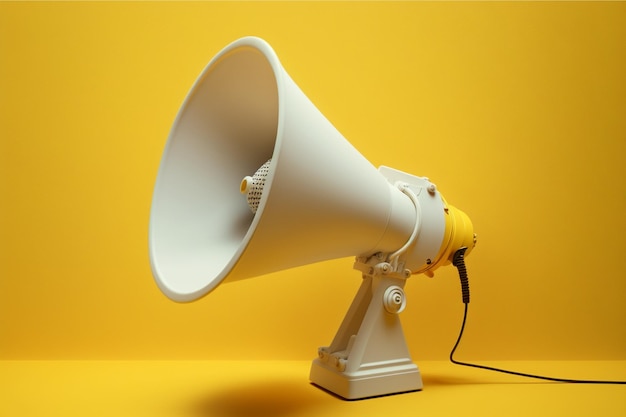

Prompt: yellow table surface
[{"left": 1, "top": 360, "right": 624, "bottom": 417}]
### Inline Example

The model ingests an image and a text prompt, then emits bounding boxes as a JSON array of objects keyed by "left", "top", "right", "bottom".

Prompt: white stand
[{"left": 309, "top": 259, "right": 423, "bottom": 400}]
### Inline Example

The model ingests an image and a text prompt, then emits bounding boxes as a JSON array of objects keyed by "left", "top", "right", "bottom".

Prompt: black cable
[{"left": 449, "top": 247, "right": 626, "bottom": 385}]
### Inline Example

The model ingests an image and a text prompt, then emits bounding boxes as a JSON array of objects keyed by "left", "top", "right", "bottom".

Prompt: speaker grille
[{"left": 245, "top": 159, "right": 271, "bottom": 214}]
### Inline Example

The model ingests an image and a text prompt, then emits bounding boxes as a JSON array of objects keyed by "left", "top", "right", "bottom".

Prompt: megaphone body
[{"left": 149, "top": 37, "right": 475, "bottom": 399}]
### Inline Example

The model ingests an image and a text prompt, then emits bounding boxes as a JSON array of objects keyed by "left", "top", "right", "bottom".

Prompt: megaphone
[{"left": 149, "top": 36, "right": 476, "bottom": 399}]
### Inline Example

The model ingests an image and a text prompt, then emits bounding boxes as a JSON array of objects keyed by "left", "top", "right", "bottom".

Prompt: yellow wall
[{"left": 1, "top": 2, "right": 625, "bottom": 361}]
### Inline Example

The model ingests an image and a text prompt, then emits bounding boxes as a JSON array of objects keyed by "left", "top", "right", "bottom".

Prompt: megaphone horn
[{"left": 149, "top": 36, "right": 476, "bottom": 400}]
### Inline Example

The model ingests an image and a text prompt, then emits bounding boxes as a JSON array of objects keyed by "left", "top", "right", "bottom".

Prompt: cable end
[{"left": 453, "top": 247, "right": 470, "bottom": 304}]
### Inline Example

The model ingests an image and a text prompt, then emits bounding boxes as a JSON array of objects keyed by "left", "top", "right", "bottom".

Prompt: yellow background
[
  {"left": 1, "top": 360, "right": 624, "bottom": 417},
  {"left": 1, "top": 1, "right": 625, "bottom": 364}
]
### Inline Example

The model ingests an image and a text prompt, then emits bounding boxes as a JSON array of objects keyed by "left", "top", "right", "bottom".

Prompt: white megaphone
[{"left": 149, "top": 36, "right": 476, "bottom": 399}]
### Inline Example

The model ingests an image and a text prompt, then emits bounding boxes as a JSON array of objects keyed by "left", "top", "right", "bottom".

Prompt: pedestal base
[{"left": 310, "top": 358, "right": 423, "bottom": 400}]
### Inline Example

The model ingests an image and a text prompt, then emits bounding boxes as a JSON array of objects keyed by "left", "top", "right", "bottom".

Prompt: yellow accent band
[{"left": 427, "top": 197, "right": 476, "bottom": 273}]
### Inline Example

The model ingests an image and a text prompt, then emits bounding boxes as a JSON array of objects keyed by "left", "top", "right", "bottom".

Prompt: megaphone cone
[{"left": 149, "top": 37, "right": 424, "bottom": 302}]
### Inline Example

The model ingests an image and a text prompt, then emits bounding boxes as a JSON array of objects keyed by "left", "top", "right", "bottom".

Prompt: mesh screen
[{"left": 246, "top": 159, "right": 272, "bottom": 214}]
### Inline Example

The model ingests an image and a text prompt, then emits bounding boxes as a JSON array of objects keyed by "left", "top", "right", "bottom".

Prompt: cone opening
[{"left": 149, "top": 38, "right": 283, "bottom": 301}]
